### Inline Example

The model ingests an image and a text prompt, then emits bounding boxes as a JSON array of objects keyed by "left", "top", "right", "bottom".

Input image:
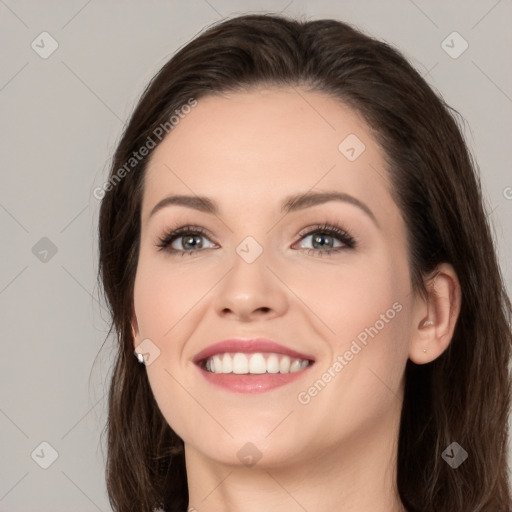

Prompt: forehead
[{"left": 141, "top": 87, "right": 394, "bottom": 220}]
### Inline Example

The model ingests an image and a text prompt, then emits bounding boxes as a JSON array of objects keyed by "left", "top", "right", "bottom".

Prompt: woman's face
[{"left": 132, "top": 87, "right": 420, "bottom": 468}]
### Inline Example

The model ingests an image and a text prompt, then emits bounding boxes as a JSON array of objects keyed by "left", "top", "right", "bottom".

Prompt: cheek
[
  {"left": 348, "top": 269, "right": 411, "bottom": 381},
  {"left": 133, "top": 254, "right": 212, "bottom": 342},
  {"left": 132, "top": 256, "right": 212, "bottom": 442},
  {"left": 293, "top": 253, "right": 411, "bottom": 414},
  {"left": 288, "top": 253, "right": 410, "bottom": 350}
]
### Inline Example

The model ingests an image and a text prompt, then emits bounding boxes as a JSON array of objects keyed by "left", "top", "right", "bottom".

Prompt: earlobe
[{"left": 409, "top": 263, "right": 462, "bottom": 365}]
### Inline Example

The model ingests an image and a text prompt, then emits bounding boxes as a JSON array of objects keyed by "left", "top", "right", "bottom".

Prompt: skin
[{"left": 131, "top": 87, "right": 461, "bottom": 512}]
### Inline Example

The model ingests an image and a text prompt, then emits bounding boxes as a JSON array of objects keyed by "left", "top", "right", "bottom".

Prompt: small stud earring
[
  {"left": 423, "top": 348, "right": 427, "bottom": 353},
  {"left": 134, "top": 350, "right": 145, "bottom": 364}
]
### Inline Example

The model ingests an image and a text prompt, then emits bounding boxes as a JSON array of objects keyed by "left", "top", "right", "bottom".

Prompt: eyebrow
[{"left": 149, "top": 191, "right": 379, "bottom": 227}]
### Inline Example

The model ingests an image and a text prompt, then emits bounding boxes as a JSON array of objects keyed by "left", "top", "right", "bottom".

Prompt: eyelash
[{"left": 155, "top": 222, "right": 357, "bottom": 258}]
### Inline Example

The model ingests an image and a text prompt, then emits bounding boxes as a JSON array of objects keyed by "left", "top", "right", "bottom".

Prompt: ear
[{"left": 409, "top": 262, "right": 462, "bottom": 364}]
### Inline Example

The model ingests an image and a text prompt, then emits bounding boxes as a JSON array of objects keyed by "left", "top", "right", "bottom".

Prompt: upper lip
[{"left": 193, "top": 338, "right": 316, "bottom": 364}]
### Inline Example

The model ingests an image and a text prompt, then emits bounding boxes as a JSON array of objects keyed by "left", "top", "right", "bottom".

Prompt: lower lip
[{"left": 197, "top": 365, "right": 313, "bottom": 393}]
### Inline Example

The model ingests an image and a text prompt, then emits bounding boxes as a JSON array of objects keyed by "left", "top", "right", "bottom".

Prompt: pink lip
[
  {"left": 192, "top": 338, "right": 315, "bottom": 364},
  {"left": 197, "top": 369, "right": 311, "bottom": 393}
]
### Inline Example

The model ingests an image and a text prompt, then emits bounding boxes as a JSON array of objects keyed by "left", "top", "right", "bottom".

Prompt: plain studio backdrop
[{"left": 1, "top": 0, "right": 511, "bottom": 510}]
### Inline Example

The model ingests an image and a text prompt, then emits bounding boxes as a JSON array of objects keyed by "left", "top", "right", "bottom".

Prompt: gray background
[{"left": 1, "top": 0, "right": 511, "bottom": 510}]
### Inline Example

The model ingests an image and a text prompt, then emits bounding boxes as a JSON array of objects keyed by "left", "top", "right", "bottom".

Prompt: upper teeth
[{"left": 204, "top": 352, "right": 310, "bottom": 374}]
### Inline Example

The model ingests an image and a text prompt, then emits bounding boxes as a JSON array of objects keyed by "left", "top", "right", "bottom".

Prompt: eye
[
  {"left": 294, "top": 222, "right": 356, "bottom": 256},
  {"left": 156, "top": 225, "right": 217, "bottom": 256}
]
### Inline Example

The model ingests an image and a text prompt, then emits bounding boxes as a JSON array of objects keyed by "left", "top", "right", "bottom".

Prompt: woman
[{"left": 97, "top": 13, "right": 512, "bottom": 512}]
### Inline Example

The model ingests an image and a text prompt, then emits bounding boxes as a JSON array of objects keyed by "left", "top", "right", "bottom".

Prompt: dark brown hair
[{"left": 97, "top": 13, "right": 512, "bottom": 512}]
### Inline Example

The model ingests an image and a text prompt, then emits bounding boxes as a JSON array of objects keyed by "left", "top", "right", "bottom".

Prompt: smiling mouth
[{"left": 199, "top": 352, "right": 314, "bottom": 375}]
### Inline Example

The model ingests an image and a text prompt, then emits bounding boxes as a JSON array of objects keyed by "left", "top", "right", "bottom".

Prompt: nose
[{"left": 213, "top": 244, "right": 288, "bottom": 322}]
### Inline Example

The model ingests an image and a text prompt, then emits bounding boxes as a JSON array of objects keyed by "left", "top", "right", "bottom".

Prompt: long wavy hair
[{"left": 97, "top": 13, "right": 512, "bottom": 512}]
